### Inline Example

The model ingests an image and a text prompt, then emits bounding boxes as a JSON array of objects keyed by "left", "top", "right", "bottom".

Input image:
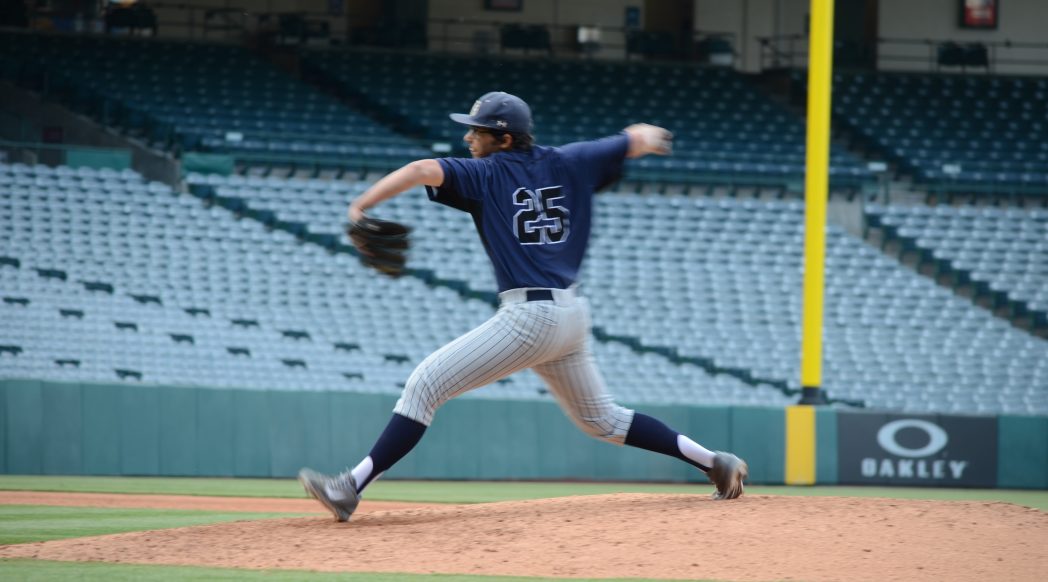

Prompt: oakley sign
[{"left": 838, "top": 412, "right": 997, "bottom": 487}]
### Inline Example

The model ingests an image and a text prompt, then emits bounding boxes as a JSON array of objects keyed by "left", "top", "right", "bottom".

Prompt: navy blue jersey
[{"left": 426, "top": 133, "right": 629, "bottom": 292}]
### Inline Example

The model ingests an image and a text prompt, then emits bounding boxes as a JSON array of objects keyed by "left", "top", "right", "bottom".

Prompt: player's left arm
[
  {"left": 348, "top": 159, "right": 445, "bottom": 222},
  {"left": 623, "top": 123, "right": 673, "bottom": 158}
]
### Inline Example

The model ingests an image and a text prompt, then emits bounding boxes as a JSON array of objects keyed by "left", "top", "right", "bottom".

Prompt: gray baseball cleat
[
  {"left": 708, "top": 452, "right": 748, "bottom": 500},
  {"left": 298, "top": 468, "right": 360, "bottom": 522}
]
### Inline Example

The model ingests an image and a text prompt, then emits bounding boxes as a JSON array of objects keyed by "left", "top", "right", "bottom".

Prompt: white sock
[
  {"left": 350, "top": 456, "right": 374, "bottom": 492},
  {"left": 677, "top": 435, "right": 716, "bottom": 469}
]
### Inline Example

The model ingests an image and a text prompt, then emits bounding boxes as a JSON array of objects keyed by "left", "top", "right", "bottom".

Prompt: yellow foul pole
[
  {"left": 787, "top": 0, "right": 835, "bottom": 486},
  {"left": 800, "top": 0, "right": 834, "bottom": 406}
]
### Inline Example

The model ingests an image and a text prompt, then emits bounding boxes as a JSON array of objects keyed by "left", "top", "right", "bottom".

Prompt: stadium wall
[
  {"left": 2, "top": 380, "right": 1045, "bottom": 489},
  {"left": 82, "top": 1, "right": 1046, "bottom": 74},
  {"left": 880, "top": 0, "right": 1048, "bottom": 74},
  {"left": 426, "top": 0, "right": 638, "bottom": 60},
  {"left": 693, "top": 0, "right": 787, "bottom": 73},
  {"left": 428, "top": 0, "right": 1045, "bottom": 73},
  {"left": 881, "top": 0, "right": 1045, "bottom": 44},
  {"left": 879, "top": 0, "right": 1048, "bottom": 75},
  {"left": 148, "top": 0, "right": 349, "bottom": 43}
]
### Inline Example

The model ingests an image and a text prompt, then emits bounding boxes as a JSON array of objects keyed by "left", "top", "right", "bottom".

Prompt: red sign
[{"left": 961, "top": 0, "right": 998, "bottom": 29}]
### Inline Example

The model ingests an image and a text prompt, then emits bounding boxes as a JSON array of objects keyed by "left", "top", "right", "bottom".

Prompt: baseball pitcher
[{"left": 300, "top": 92, "right": 748, "bottom": 521}]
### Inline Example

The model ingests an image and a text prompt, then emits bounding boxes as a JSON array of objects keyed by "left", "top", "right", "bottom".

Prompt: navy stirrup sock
[
  {"left": 360, "top": 413, "right": 428, "bottom": 490},
  {"left": 624, "top": 412, "right": 711, "bottom": 472}
]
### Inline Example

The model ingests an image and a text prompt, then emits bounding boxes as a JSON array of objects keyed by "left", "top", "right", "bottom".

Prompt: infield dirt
[{"left": 1, "top": 491, "right": 1046, "bottom": 581}]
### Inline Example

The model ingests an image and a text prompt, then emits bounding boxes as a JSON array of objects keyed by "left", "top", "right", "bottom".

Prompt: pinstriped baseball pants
[{"left": 393, "top": 288, "right": 635, "bottom": 444}]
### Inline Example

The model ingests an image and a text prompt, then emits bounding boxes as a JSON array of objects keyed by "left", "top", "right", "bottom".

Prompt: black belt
[{"left": 525, "top": 289, "right": 555, "bottom": 302}]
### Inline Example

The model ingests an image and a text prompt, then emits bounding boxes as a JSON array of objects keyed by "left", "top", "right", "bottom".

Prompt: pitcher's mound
[{"left": 2, "top": 493, "right": 1045, "bottom": 581}]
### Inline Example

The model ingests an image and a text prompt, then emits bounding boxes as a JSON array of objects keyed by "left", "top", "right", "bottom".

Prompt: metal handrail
[
  {"left": 177, "top": 127, "right": 427, "bottom": 147},
  {"left": 757, "top": 34, "right": 1048, "bottom": 73},
  {"left": 427, "top": 17, "right": 738, "bottom": 59},
  {"left": 35, "top": 1, "right": 741, "bottom": 62},
  {"left": 756, "top": 33, "right": 807, "bottom": 70},
  {"left": 877, "top": 37, "right": 1048, "bottom": 73},
  {"left": 134, "top": 2, "right": 334, "bottom": 40}
]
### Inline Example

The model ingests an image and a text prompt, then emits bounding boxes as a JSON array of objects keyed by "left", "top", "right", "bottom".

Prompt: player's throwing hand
[{"left": 625, "top": 123, "right": 673, "bottom": 157}]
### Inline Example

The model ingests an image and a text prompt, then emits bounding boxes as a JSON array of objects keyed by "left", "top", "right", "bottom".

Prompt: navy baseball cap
[{"left": 450, "top": 92, "right": 533, "bottom": 134}]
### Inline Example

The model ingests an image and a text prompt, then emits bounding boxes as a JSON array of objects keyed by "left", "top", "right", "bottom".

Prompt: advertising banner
[{"left": 837, "top": 411, "right": 997, "bottom": 487}]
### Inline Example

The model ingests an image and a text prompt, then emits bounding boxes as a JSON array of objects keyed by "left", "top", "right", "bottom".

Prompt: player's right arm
[
  {"left": 348, "top": 159, "right": 445, "bottom": 222},
  {"left": 623, "top": 123, "right": 673, "bottom": 158}
]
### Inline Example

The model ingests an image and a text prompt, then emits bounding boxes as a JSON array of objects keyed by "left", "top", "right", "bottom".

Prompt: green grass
[
  {"left": 1, "top": 475, "right": 1046, "bottom": 510},
  {"left": 0, "top": 560, "right": 712, "bottom": 582},
  {"left": 0, "top": 475, "right": 305, "bottom": 499},
  {"left": 0, "top": 506, "right": 308, "bottom": 545}
]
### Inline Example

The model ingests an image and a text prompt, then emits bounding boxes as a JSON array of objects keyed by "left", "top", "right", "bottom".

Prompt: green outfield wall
[{"left": 2, "top": 380, "right": 1045, "bottom": 488}]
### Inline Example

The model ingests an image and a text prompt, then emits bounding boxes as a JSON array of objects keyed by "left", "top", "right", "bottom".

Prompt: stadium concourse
[{"left": 1, "top": 29, "right": 1046, "bottom": 417}]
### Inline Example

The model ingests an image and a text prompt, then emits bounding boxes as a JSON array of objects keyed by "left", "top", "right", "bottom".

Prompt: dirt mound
[{"left": 2, "top": 493, "right": 1045, "bottom": 581}]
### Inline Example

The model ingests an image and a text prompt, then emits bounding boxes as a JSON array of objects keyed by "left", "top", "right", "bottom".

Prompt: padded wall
[{"left": 3, "top": 380, "right": 1044, "bottom": 488}]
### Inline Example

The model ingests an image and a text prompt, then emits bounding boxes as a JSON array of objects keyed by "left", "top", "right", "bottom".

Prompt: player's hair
[
  {"left": 491, "top": 130, "right": 534, "bottom": 151},
  {"left": 509, "top": 132, "right": 534, "bottom": 150}
]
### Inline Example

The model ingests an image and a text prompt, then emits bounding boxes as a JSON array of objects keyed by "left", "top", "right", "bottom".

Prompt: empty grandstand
[
  {"left": 0, "top": 30, "right": 430, "bottom": 169},
  {"left": 1, "top": 2, "right": 1046, "bottom": 427},
  {"left": 303, "top": 48, "right": 873, "bottom": 189},
  {"left": 832, "top": 71, "right": 1048, "bottom": 198},
  {"left": 868, "top": 203, "right": 1047, "bottom": 330},
  {"left": 185, "top": 171, "right": 1048, "bottom": 415},
  {"left": 1, "top": 162, "right": 800, "bottom": 408}
]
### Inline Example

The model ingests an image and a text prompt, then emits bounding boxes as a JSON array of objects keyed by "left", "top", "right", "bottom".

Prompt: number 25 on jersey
[{"left": 513, "top": 186, "right": 570, "bottom": 245}]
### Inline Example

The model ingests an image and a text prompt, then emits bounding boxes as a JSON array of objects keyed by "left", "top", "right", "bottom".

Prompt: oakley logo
[{"left": 876, "top": 419, "right": 949, "bottom": 458}]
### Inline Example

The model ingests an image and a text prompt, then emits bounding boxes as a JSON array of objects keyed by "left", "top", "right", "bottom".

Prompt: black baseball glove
[{"left": 346, "top": 216, "right": 411, "bottom": 278}]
